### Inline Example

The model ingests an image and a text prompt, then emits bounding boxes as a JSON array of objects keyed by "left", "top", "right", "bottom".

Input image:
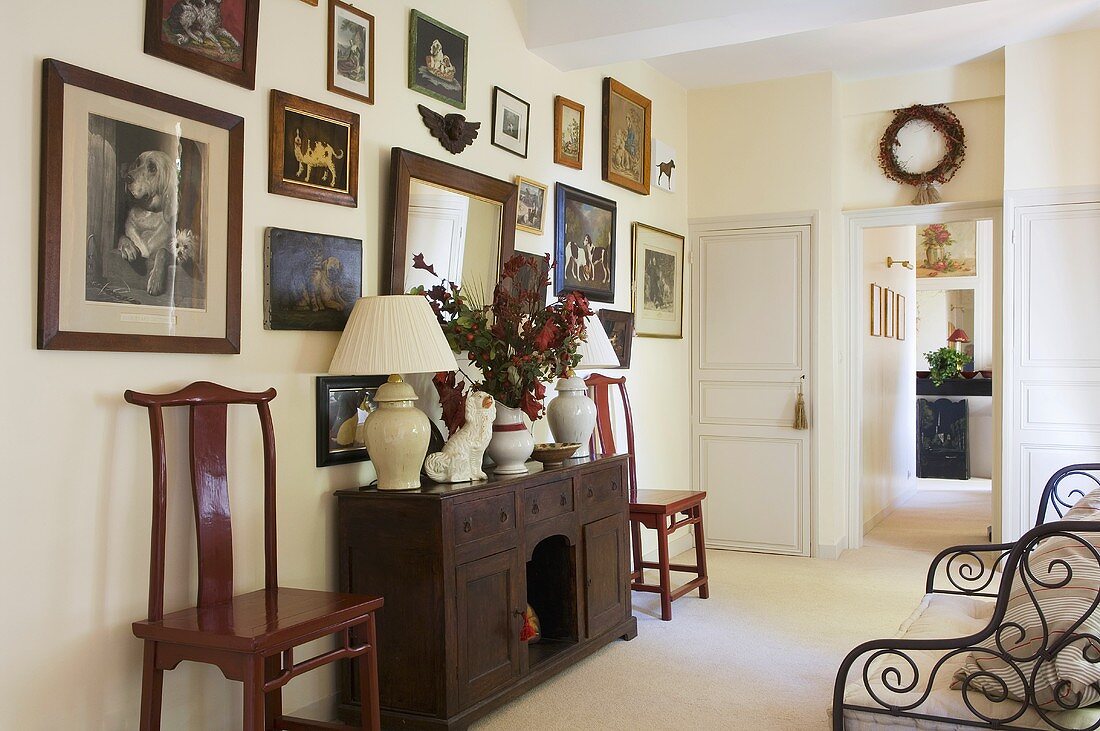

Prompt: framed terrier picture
[
  {"left": 316, "top": 375, "right": 386, "bottom": 467},
  {"left": 264, "top": 228, "right": 362, "bottom": 331},
  {"left": 602, "top": 77, "right": 652, "bottom": 195},
  {"left": 491, "top": 87, "right": 530, "bottom": 158},
  {"left": 554, "top": 96, "right": 584, "bottom": 169},
  {"left": 597, "top": 309, "right": 634, "bottom": 368},
  {"left": 408, "top": 10, "right": 467, "bottom": 109},
  {"left": 631, "top": 223, "right": 684, "bottom": 338},
  {"left": 515, "top": 177, "right": 548, "bottom": 235},
  {"left": 144, "top": 0, "right": 260, "bottom": 89},
  {"left": 38, "top": 59, "right": 243, "bottom": 354},
  {"left": 269, "top": 90, "right": 359, "bottom": 207},
  {"left": 554, "top": 183, "right": 616, "bottom": 304},
  {"left": 328, "top": 0, "right": 375, "bottom": 105}
]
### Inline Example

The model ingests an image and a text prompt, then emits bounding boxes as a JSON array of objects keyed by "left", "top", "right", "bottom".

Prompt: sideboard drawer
[
  {"left": 454, "top": 493, "right": 517, "bottom": 547},
  {"left": 524, "top": 480, "right": 574, "bottom": 524},
  {"left": 579, "top": 465, "right": 625, "bottom": 520}
]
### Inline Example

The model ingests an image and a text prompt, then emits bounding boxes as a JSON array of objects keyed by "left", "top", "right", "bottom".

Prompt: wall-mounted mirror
[{"left": 387, "top": 148, "right": 517, "bottom": 297}]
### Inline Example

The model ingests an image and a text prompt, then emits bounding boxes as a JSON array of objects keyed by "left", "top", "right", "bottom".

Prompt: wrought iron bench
[{"left": 833, "top": 464, "right": 1100, "bottom": 731}]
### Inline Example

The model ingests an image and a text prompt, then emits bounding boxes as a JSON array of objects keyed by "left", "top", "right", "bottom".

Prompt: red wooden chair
[
  {"left": 125, "top": 381, "right": 383, "bottom": 731},
  {"left": 584, "top": 374, "right": 709, "bottom": 621}
]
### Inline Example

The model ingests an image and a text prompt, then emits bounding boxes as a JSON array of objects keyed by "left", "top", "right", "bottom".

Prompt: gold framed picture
[
  {"left": 515, "top": 177, "right": 548, "bottom": 235},
  {"left": 602, "top": 78, "right": 651, "bottom": 195},
  {"left": 269, "top": 90, "right": 359, "bottom": 207},
  {"left": 554, "top": 95, "right": 584, "bottom": 169},
  {"left": 632, "top": 222, "right": 684, "bottom": 338},
  {"left": 883, "top": 287, "right": 895, "bottom": 338},
  {"left": 869, "top": 283, "right": 882, "bottom": 336},
  {"left": 896, "top": 293, "right": 906, "bottom": 341}
]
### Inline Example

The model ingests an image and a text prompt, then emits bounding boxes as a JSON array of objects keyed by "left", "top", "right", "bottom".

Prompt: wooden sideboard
[{"left": 335, "top": 454, "right": 637, "bottom": 730}]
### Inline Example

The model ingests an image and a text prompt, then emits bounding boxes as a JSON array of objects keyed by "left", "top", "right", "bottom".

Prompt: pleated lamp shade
[
  {"left": 576, "top": 315, "right": 620, "bottom": 369},
  {"left": 329, "top": 295, "right": 457, "bottom": 376}
]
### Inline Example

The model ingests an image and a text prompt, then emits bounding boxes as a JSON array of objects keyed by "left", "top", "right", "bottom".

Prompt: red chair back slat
[
  {"left": 584, "top": 373, "right": 639, "bottom": 503},
  {"left": 125, "top": 382, "right": 279, "bottom": 618}
]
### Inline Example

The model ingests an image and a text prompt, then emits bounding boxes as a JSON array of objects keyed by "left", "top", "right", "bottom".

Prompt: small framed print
[
  {"left": 409, "top": 10, "right": 467, "bottom": 109},
  {"left": 896, "top": 293, "right": 906, "bottom": 341},
  {"left": 883, "top": 288, "right": 895, "bottom": 338},
  {"left": 144, "top": 0, "right": 260, "bottom": 89},
  {"left": 632, "top": 223, "right": 684, "bottom": 338},
  {"left": 264, "top": 228, "right": 362, "bottom": 331},
  {"left": 597, "top": 309, "right": 634, "bottom": 368},
  {"left": 269, "top": 90, "right": 359, "bottom": 207},
  {"left": 328, "top": 0, "right": 375, "bottom": 105},
  {"left": 602, "top": 77, "right": 651, "bottom": 195},
  {"left": 515, "top": 177, "right": 548, "bottom": 235},
  {"left": 38, "top": 59, "right": 243, "bottom": 354},
  {"left": 554, "top": 95, "right": 584, "bottom": 169},
  {"left": 316, "top": 375, "right": 386, "bottom": 467},
  {"left": 491, "top": 87, "right": 530, "bottom": 158},
  {"left": 869, "top": 283, "right": 882, "bottom": 336}
]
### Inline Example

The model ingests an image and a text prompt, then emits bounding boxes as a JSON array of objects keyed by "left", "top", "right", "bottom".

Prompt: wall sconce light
[{"left": 886, "top": 257, "right": 914, "bottom": 269}]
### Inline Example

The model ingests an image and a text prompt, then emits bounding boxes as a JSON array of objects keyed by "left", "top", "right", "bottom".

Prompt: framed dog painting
[
  {"left": 144, "top": 0, "right": 260, "bottom": 89},
  {"left": 408, "top": 10, "right": 468, "bottom": 109},
  {"left": 554, "top": 183, "right": 616, "bottom": 304},
  {"left": 328, "top": 0, "right": 375, "bottom": 105},
  {"left": 597, "top": 309, "right": 634, "bottom": 368},
  {"left": 264, "top": 228, "right": 362, "bottom": 331},
  {"left": 269, "top": 90, "right": 360, "bottom": 207},
  {"left": 602, "top": 78, "right": 652, "bottom": 195},
  {"left": 38, "top": 59, "right": 243, "bottom": 354},
  {"left": 631, "top": 223, "right": 684, "bottom": 338},
  {"left": 515, "top": 177, "right": 547, "bottom": 235}
]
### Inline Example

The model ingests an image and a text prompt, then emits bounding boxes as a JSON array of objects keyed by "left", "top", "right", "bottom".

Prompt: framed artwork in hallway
[
  {"left": 869, "top": 283, "right": 882, "bottom": 336},
  {"left": 895, "top": 293, "right": 906, "bottom": 341},
  {"left": 883, "top": 287, "right": 895, "bottom": 338}
]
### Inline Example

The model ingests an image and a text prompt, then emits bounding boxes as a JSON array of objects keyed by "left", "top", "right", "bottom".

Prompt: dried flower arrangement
[
  {"left": 878, "top": 103, "right": 966, "bottom": 205},
  {"left": 410, "top": 253, "right": 592, "bottom": 433}
]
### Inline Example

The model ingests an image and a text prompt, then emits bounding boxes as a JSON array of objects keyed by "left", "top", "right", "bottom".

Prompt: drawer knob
[
  {"left": 560, "top": 493, "right": 567, "bottom": 506},
  {"left": 463, "top": 518, "right": 472, "bottom": 533},
  {"left": 532, "top": 502, "right": 540, "bottom": 515},
  {"left": 611, "top": 481, "right": 618, "bottom": 492},
  {"left": 499, "top": 509, "right": 508, "bottom": 523},
  {"left": 587, "top": 487, "right": 594, "bottom": 498}
]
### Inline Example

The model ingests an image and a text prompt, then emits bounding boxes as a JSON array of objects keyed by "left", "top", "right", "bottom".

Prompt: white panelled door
[
  {"left": 692, "top": 224, "right": 812, "bottom": 556},
  {"left": 1010, "top": 200, "right": 1100, "bottom": 536}
]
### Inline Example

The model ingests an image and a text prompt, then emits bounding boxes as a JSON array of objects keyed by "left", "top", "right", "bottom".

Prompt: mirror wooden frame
[{"left": 386, "top": 147, "right": 517, "bottom": 295}]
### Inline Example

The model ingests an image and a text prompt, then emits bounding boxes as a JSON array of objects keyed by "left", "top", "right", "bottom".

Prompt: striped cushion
[{"left": 952, "top": 497, "right": 1100, "bottom": 710}]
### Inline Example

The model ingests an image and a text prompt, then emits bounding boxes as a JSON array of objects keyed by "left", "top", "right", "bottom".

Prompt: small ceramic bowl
[{"left": 531, "top": 443, "right": 583, "bottom": 466}]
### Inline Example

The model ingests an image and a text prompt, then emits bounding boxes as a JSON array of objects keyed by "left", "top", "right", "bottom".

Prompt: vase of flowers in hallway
[{"left": 485, "top": 404, "right": 535, "bottom": 474}]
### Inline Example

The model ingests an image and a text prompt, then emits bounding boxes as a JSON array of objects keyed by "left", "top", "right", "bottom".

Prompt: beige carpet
[{"left": 474, "top": 490, "right": 991, "bottom": 730}]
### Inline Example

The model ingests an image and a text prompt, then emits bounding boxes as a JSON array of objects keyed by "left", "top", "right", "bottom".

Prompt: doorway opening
[{"left": 848, "top": 205, "right": 1001, "bottom": 550}]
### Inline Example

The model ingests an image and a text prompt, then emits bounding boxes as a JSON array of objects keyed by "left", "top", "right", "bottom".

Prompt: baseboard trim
[
  {"left": 863, "top": 485, "right": 918, "bottom": 535},
  {"left": 815, "top": 536, "right": 846, "bottom": 560},
  {"left": 287, "top": 692, "right": 338, "bottom": 723},
  {"left": 642, "top": 531, "right": 695, "bottom": 562}
]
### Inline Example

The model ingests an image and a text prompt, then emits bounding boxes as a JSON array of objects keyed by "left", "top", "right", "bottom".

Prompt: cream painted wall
[
  {"left": 0, "top": 0, "right": 689, "bottom": 727},
  {"left": 862, "top": 226, "right": 917, "bottom": 529},
  {"left": 1004, "top": 28, "right": 1100, "bottom": 190}
]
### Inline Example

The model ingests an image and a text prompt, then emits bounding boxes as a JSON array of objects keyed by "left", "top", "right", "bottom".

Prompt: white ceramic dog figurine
[{"left": 424, "top": 392, "right": 496, "bottom": 483}]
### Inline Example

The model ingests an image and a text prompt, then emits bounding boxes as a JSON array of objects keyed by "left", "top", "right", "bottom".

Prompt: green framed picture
[{"left": 408, "top": 9, "right": 468, "bottom": 109}]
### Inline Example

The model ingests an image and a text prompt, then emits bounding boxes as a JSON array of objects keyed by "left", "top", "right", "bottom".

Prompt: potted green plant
[{"left": 924, "top": 346, "right": 969, "bottom": 386}]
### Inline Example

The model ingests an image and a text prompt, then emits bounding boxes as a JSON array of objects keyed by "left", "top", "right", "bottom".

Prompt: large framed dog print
[
  {"left": 264, "top": 228, "right": 362, "bottom": 331},
  {"left": 38, "top": 59, "right": 243, "bottom": 354},
  {"left": 553, "top": 183, "right": 616, "bottom": 304},
  {"left": 269, "top": 90, "right": 360, "bottom": 207},
  {"left": 144, "top": 0, "right": 260, "bottom": 90}
]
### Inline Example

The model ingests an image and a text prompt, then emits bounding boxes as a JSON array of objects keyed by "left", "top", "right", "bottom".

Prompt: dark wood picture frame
[
  {"left": 144, "top": 0, "right": 260, "bottom": 89},
  {"left": 328, "top": 0, "right": 375, "bottom": 105},
  {"left": 316, "top": 375, "right": 386, "bottom": 467},
  {"left": 554, "top": 95, "right": 584, "bottom": 169},
  {"left": 602, "top": 77, "right": 652, "bottom": 195},
  {"left": 386, "top": 147, "right": 517, "bottom": 295},
  {"left": 597, "top": 309, "right": 634, "bottom": 369},
  {"left": 39, "top": 59, "right": 243, "bottom": 354},
  {"left": 491, "top": 86, "right": 530, "bottom": 158},
  {"left": 408, "top": 9, "right": 468, "bottom": 109},
  {"left": 554, "top": 183, "right": 617, "bottom": 304},
  {"left": 269, "top": 90, "right": 360, "bottom": 207}
]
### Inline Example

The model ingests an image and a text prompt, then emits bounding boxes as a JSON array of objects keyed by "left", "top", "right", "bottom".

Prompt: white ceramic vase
[
  {"left": 486, "top": 404, "right": 534, "bottom": 475},
  {"left": 546, "top": 376, "right": 596, "bottom": 458}
]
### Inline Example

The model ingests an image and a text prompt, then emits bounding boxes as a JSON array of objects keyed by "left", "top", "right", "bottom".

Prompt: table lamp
[
  {"left": 329, "top": 295, "right": 457, "bottom": 490},
  {"left": 947, "top": 328, "right": 970, "bottom": 353},
  {"left": 547, "top": 314, "right": 620, "bottom": 457}
]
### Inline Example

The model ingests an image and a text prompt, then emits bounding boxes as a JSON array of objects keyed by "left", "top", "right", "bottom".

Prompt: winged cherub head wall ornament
[{"left": 418, "top": 104, "right": 480, "bottom": 154}]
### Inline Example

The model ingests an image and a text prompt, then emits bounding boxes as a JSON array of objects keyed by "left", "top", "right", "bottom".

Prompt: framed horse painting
[{"left": 553, "top": 183, "right": 616, "bottom": 303}]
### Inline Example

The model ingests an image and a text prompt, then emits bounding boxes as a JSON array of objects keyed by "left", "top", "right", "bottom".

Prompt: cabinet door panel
[
  {"left": 583, "top": 513, "right": 628, "bottom": 638},
  {"left": 455, "top": 548, "right": 522, "bottom": 708}
]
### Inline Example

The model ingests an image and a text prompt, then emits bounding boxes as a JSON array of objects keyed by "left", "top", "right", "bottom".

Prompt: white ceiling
[{"left": 523, "top": 0, "right": 1100, "bottom": 88}]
